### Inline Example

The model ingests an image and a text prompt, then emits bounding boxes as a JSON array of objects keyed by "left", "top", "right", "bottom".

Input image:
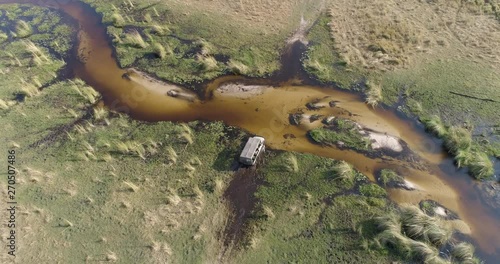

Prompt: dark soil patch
[{"left": 222, "top": 155, "right": 264, "bottom": 250}]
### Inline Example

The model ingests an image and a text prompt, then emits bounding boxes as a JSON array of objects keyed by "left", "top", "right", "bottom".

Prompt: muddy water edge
[{"left": 1, "top": 0, "right": 499, "bottom": 262}]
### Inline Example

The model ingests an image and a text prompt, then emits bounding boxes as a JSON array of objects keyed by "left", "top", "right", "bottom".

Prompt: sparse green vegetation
[
  {"left": 378, "top": 169, "right": 404, "bottom": 187},
  {"left": 308, "top": 119, "right": 372, "bottom": 153},
  {"left": 235, "top": 152, "right": 397, "bottom": 263},
  {"left": 359, "top": 184, "right": 387, "bottom": 198},
  {"left": 15, "top": 20, "right": 33, "bottom": 38},
  {"left": 303, "top": 15, "right": 364, "bottom": 88}
]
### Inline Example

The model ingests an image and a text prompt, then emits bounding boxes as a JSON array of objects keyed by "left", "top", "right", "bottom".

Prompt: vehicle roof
[{"left": 240, "top": 137, "right": 263, "bottom": 159}]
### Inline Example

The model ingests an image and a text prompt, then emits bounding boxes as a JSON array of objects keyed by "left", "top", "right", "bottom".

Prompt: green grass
[
  {"left": 359, "top": 184, "right": 387, "bottom": 198},
  {"left": 233, "top": 152, "right": 396, "bottom": 263},
  {"left": 81, "top": 0, "right": 293, "bottom": 85},
  {"left": 303, "top": 14, "right": 364, "bottom": 88},
  {"left": 308, "top": 125, "right": 372, "bottom": 153},
  {"left": 378, "top": 169, "right": 404, "bottom": 186},
  {"left": 15, "top": 20, "right": 33, "bottom": 38}
]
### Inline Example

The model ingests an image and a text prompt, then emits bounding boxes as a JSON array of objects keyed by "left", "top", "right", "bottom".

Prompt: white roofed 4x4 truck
[{"left": 239, "top": 136, "right": 265, "bottom": 166}]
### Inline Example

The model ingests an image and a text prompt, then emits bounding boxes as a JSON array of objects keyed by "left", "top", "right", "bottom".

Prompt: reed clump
[
  {"left": 332, "top": 160, "right": 355, "bottom": 185},
  {"left": 365, "top": 79, "right": 383, "bottom": 107},
  {"left": 421, "top": 115, "right": 494, "bottom": 180},
  {"left": 125, "top": 30, "right": 148, "bottom": 48},
  {"left": 373, "top": 205, "right": 480, "bottom": 263},
  {"left": 285, "top": 153, "right": 299, "bottom": 172},
  {"left": 111, "top": 13, "right": 125, "bottom": 27},
  {"left": 15, "top": 20, "right": 33, "bottom": 38}
]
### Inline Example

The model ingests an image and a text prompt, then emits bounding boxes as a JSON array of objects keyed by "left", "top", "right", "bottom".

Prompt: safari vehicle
[{"left": 239, "top": 136, "right": 265, "bottom": 166}]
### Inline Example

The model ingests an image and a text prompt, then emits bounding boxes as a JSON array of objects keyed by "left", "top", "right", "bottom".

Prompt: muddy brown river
[{"left": 1, "top": 0, "right": 499, "bottom": 261}]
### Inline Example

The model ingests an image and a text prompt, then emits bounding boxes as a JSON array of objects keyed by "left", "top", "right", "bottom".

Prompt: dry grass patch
[{"left": 328, "top": 0, "right": 500, "bottom": 71}]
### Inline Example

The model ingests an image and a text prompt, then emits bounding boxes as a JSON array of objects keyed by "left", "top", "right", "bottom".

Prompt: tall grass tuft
[
  {"left": 166, "top": 146, "right": 177, "bottom": 164},
  {"left": 365, "top": 79, "right": 383, "bottom": 107},
  {"left": 422, "top": 115, "right": 447, "bottom": 138},
  {"left": 333, "top": 160, "right": 355, "bottom": 184},
  {"left": 111, "top": 13, "right": 125, "bottom": 27},
  {"left": 228, "top": 59, "right": 249, "bottom": 74},
  {"left": 399, "top": 205, "right": 452, "bottom": 247},
  {"left": 125, "top": 30, "right": 148, "bottom": 48},
  {"left": 153, "top": 43, "right": 167, "bottom": 59},
  {"left": 198, "top": 55, "right": 218, "bottom": 71},
  {"left": 0, "top": 99, "right": 9, "bottom": 110},
  {"left": 285, "top": 153, "right": 299, "bottom": 172},
  {"left": 0, "top": 31, "right": 7, "bottom": 42},
  {"left": 150, "top": 23, "right": 169, "bottom": 35},
  {"left": 468, "top": 152, "right": 494, "bottom": 180},
  {"left": 451, "top": 242, "right": 476, "bottom": 262},
  {"left": 93, "top": 106, "right": 108, "bottom": 120},
  {"left": 15, "top": 20, "right": 32, "bottom": 38},
  {"left": 143, "top": 13, "right": 153, "bottom": 23},
  {"left": 408, "top": 240, "right": 439, "bottom": 263},
  {"left": 444, "top": 126, "right": 472, "bottom": 154}
]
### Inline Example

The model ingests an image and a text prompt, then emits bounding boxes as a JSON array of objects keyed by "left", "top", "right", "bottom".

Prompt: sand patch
[
  {"left": 367, "top": 132, "right": 403, "bottom": 152},
  {"left": 215, "top": 83, "right": 272, "bottom": 98}
]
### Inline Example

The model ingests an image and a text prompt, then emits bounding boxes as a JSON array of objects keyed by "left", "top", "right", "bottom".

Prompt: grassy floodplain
[
  {"left": 81, "top": 0, "right": 324, "bottom": 86},
  {"left": 303, "top": 0, "right": 500, "bottom": 179}
]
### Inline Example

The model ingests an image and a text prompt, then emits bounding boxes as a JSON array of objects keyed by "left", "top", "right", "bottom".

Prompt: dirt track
[{"left": 222, "top": 155, "right": 265, "bottom": 251}]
